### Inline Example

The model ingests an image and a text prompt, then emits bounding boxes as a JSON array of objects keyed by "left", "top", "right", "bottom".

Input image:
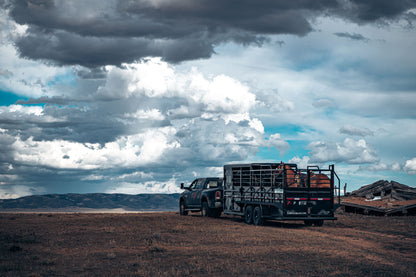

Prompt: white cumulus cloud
[
  {"left": 98, "top": 58, "right": 256, "bottom": 120},
  {"left": 289, "top": 156, "right": 310, "bottom": 169},
  {"left": 12, "top": 127, "right": 180, "bottom": 170},
  {"left": 308, "top": 138, "right": 379, "bottom": 164},
  {"left": 404, "top": 158, "right": 416, "bottom": 175},
  {"left": 266, "top": 133, "right": 290, "bottom": 156},
  {"left": 0, "top": 56, "right": 293, "bottom": 196},
  {"left": 3, "top": 59, "right": 290, "bottom": 185}
]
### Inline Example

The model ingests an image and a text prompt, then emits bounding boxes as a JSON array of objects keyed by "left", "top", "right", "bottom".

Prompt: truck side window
[
  {"left": 189, "top": 180, "right": 198, "bottom": 190},
  {"left": 195, "top": 179, "right": 204, "bottom": 190}
]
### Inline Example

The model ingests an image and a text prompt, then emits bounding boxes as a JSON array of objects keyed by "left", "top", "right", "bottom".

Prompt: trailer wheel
[
  {"left": 201, "top": 201, "right": 210, "bottom": 217},
  {"left": 179, "top": 201, "right": 188, "bottom": 216},
  {"left": 313, "top": 220, "right": 324, "bottom": 227},
  {"left": 244, "top": 205, "right": 253, "bottom": 224},
  {"left": 304, "top": 220, "right": 313, "bottom": 226},
  {"left": 253, "top": 206, "right": 264, "bottom": 226}
]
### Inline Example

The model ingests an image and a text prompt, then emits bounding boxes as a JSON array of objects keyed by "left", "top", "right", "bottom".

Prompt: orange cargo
[{"left": 310, "top": 173, "right": 331, "bottom": 188}]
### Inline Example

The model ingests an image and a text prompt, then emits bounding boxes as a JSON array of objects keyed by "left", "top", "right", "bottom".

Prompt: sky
[{"left": 0, "top": 0, "right": 416, "bottom": 199}]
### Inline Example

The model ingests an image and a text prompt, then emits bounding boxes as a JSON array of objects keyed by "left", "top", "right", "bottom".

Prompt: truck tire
[
  {"left": 253, "top": 206, "right": 264, "bottom": 226},
  {"left": 244, "top": 205, "right": 253, "bottom": 224},
  {"left": 180, "top": 201, "right": 188, "bottom": 216},
  {"left": 201, "top": 201, "right": 210, "bottom": 217},
  {"left": 304, "top": 220, "right": 313, "bottom": 226}
]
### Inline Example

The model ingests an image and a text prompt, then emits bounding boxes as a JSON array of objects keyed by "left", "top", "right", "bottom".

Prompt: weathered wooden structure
[
  {"left": 349, "top": 180, "right": 416, "bottom": 200},
  {"left": 342, "top": 180, "right": 416, "bottom": 216}
]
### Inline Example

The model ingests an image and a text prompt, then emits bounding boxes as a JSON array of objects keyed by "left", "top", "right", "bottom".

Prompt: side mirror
[{"left": 180, "top": 183, "right": 184, "bottom": 190}]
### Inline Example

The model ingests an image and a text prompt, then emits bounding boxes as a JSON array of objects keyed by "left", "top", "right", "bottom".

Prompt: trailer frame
[{"left": 223, "top": 163, "right": 341, "bottom": 225}]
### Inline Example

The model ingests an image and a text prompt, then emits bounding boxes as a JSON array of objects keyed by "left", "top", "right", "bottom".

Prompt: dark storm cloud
[
  {"left": 334, "top": 32, "right": 369, "bottom": 41},
  {"left": 37, "top": 105, "right": 128, "bottom": 143},
  {"left": 7, "top": 0, "right": 415, "bottom": 67},
  {"left": 11, "top": 0, "right": 331, "bottom": 37},
  {"left": 15, "top": 29, "right": 214, "bottom": 66},
  {"left": 75, "top": 68, "right": 107, "bottom": 80},
  {"left": 0, "top": 133, "right": 15, "bottom": 163},
  {"left": 0, "top": 103, "right": 127, "bottom": 144},
  {"left": 403, "top": 9, "right": 416, "bottom": 27},
  {"left": 5, "top": 163, "right": 102, "bottom": 194},
  {"left": 7, "top": 0, "right": 339, "bottom": 67},
  {"left": 340, "top": 0, "right": 416, "bottom": 22}
]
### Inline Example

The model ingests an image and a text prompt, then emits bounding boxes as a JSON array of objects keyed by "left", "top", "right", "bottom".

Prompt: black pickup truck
[
  {"left": 179, "top": 177, "right": 223, "bottom": 217},
  {"left": 179, "top": 162, "right": 340, "bottom": 226}
]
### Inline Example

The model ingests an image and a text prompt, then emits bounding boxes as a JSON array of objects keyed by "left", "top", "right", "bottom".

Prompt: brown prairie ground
[{"left": 0, "top": 211, "right": 415, "bottom": 276}]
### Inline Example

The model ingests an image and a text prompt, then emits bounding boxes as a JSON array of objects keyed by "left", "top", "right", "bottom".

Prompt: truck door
[
  {"left": 183, "top": 179, "right": 198, "bottom": 208},
  {"left": 190, "top": 179, "right": 205, "bottom": 207}
]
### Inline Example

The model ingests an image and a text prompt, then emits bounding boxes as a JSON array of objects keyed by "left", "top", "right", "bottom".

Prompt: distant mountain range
[{"left": 0, "top": 193, "right": 180, "bottom": 212}]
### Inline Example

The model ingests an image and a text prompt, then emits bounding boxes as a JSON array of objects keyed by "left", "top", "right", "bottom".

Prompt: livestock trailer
[{"left": 223, "top": 163, "right": 340, "bottom": 226}]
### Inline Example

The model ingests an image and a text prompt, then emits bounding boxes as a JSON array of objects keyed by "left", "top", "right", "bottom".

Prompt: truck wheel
[
  {"left": 201, "top": 202, "right": 210, "bottom": 217},
  {"left": 314, "top": 220, "right": 324, "bottom": 227},
  {"left": 304, "top": 220, "right": 313, "bottom": 226},
  {"left": 180, "top": 201, "right": 188, "bottom": 216},
  {"left": 253, "top": 206, "right": 264, "bottom": 226},
  {"left": 244, "top": 205, "right": 253, "bottom": 224}
]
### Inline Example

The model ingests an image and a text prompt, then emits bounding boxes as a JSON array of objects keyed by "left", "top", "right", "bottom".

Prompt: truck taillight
[{"left": 215, "top": 191, "right": 221, "bottom": 200}]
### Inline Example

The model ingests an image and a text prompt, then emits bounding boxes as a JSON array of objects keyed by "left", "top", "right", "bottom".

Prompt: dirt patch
[{"left": 0, "top": 212, "right": 415, "bottom": 276}]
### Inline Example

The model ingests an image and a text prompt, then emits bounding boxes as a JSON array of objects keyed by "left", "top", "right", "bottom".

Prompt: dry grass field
[{"left": 0, "top": 211, "right": 415, "bottom": 276}]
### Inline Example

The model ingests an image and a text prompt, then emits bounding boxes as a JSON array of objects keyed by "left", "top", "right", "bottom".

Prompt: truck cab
[{"left": 179, "top": 177, "right": 223, "bottom": 217}]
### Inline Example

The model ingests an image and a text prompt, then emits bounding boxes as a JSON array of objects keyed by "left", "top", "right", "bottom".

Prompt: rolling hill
[{"left": 0, "top": 193, "right": 180, "bottom": 212}]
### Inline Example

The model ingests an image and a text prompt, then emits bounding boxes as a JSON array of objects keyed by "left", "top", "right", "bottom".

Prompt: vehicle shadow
[
  {"left": 263, "top": 220, "right": 307, "bottom": 229},
  {"left": 217, "top": 214, "right": 307, "bottom": 229},
  {"left": 180, "top": 212, "right": 308, "bottom": 229}
]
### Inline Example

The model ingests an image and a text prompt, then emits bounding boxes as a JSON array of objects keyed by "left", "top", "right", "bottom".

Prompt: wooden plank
[
  {"left": 341, "top": 202, "right": 386, "bottom": 215},
  {"left": 385, "top": 203, "right": 416, "bottom": 216}
]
